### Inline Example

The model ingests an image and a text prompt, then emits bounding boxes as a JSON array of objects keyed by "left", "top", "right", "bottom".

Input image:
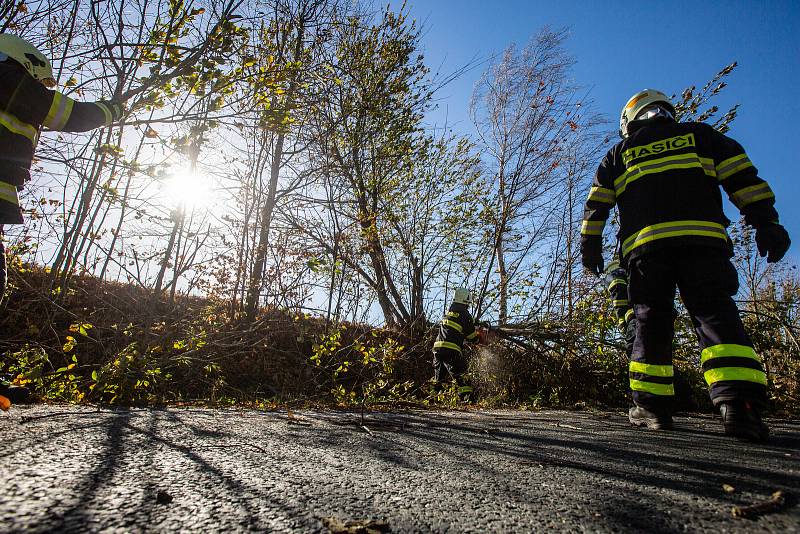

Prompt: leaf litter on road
[{"left": 321, "top": 516, "right": 390, "bottom": 533}]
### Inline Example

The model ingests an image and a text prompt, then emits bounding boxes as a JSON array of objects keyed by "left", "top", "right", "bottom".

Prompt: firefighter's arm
[
  {"left": 710, "top": 127, "right": 790, "bottom": 261},
  {"left": 581, "top": 154, "right": 616, "bottom": 236},
  {"left": 580, "top": 153, "right": 616, "bottom": 273},
  {"left": 0, "top": 71, "right": 123, "bottom": 132},
  {"left": 604, "top": 268, "right": 631, "bottom": 328},
  {"left": 462, "top": 314, "right": 480, "bottom": 344},
  {"left": 710, "top": 127, "right": 779, "bottom": 227},
  {"left": 42, "top": 91, "right": 124, "bottom": 133}
]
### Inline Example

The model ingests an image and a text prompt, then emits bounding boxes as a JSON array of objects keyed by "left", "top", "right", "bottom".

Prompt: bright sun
[{"left": 162, "top": 167, "right": 214, "bottom": 211}]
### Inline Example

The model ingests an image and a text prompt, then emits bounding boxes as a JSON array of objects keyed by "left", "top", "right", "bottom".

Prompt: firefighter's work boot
[
  {"left": 628, "top": 406, "right": 673, "bottom": 430},
  {"left": 719, "top": 401, "right": 769, "bottom": 442},
  {"left": 0, "top": 382, "right": 30, "bottom": 405}
]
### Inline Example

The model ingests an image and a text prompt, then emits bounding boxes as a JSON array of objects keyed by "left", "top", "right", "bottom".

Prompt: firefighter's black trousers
[
  {"left": 623, "top": 318, "right": 636, "bottom": 359},
  {"left": 432, "top": 348, "right": 467, "bottom": 385},
  {"left": 628, "top": 246, "right": 767, "bottom": 412}
]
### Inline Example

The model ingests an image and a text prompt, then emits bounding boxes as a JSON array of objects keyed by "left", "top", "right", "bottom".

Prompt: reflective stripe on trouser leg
[
  {"left": 630, "top": 302, "right": 676, "bottom": 409},
  {"left": 700, "top": 343, "right": 767, "bottom": 406},
  {"left": 702, "top": 344, "right": 766, "bottom": 386},
  {"left": 675, "top": 251, "right": 767, "bottom": 407},
  {"left": 628, "top": 254, "right": 678, "bottom": 412}
]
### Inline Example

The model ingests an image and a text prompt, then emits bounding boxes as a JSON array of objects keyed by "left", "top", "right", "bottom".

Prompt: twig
[
  {"left": 732, "top": 491, "right": 789, "bottom": 519},
  {"left": 203, "top": 443, "right": 266, "bottom": 454}
]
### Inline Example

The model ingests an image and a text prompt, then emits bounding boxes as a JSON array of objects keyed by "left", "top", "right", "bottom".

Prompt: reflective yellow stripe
[
  {"left": 465, "top": 331, "right": 478, "bottom": 340},
  {"left": 625, "top": 308, "right": 635, "bottom": 322},
  {"left": 630, "top": 361, "right": 674, "bottom": 377},
  {"left": 442, "top": 319, "right": 463, "bottom": 333},
  {"left": 0, "top": 181, "right": 19, "bottom": 205},
  {"left": 588, "top": 186, "right": 616, "bottom": 205},
  {"left": 608, "top": 278, "right": 626, "bottom": 291},
  {"left": 700, "top": 343, "right": 759, "bottom": 364},
  {"left": 433, "top": 341, "right": 462, "bottom": 353},
  {"left": 581, "top": 220, "right": 605, "bottom": 235},
  {"left": 716, "top": 153, "right": 753, "bottom": 181},
  {"left": 615, "top": 153, "right": 716, "bottom": 196},
  {"left": 612, "top": 299, "right": 629, "bottom": 307},
  {"left": 0, "top": 110, "right": 38, "bottom": 142},
  {"left": 630, "top": 379, "right": 674, "bottom": 396},
  {"left": 704, "top": 367, "right": 767, "bottom": 386},
  {"left": 95, "top": 102, "right": 113, "bottom": 125},
  {"left": 622, "top": 220, "right": 728, "bottom": 257},
  {"left": 730, "top": 183, "right": 774, "bottom": 209},
  {"left": 43, "top": 92, "right": 75, "bottom": 131}
]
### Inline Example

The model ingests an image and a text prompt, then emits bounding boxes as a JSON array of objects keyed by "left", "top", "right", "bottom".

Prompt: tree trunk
[
  {"left": 244, "top": 10, "right": 307, "bottom": 318},
  {"left": 497, "top": 234, "right": 508, "bottom": 324},
  {"left": 245, "top": 131, "right": 285, "bottom": 317}
]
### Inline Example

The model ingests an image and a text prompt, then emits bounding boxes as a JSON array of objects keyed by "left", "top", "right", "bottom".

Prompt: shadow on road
[
  {"left": 297, "top": 410, "right": 799, "bottom": 531},
  {"left": 25, "top": 409, "right": 315, "bottom": 531},
  {"left": 9, "top": 407, "right": 798, "bottom": 532}
]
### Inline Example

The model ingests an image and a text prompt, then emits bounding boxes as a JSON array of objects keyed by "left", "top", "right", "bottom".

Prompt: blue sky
[{"left": 396, "top": 0, "right": 799, "bottom": 261}]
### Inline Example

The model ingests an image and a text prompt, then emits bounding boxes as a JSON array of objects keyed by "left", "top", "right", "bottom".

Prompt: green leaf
[
  {"left": 69, "top": 323, "right": 93, "bottom": 337},
  {"left": 63, "top": 336, "right": 76, "bottom": 353}
]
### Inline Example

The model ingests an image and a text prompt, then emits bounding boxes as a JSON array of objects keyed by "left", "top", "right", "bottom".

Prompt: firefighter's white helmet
[
  {"left": 619, "top": 89, "right": 675, "bottom": 138},
  {"left": 0, "top": 34, "right": 55, "bottom": 87},
  {"left": 453, "top": 288, "right": 471, "bottom": 306}
]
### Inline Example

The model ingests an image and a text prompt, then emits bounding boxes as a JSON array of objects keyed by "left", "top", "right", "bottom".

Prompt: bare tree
[{"left": 470, "top": 27, "right": 602, "bottom": 324}]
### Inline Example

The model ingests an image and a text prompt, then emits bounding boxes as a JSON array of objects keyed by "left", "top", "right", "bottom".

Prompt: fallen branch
[{"left": 732, "top": 491, "right": 789, "bottom": 519}]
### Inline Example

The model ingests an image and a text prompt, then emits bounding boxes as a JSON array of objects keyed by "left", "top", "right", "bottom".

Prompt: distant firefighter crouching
[{"left": 432, "top": 288, "right": 487, "bottom": 391}]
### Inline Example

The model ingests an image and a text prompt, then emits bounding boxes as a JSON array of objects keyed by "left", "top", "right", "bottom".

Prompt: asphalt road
[{"left": 0, "top": 405, "right": 798, "bottom": 533}]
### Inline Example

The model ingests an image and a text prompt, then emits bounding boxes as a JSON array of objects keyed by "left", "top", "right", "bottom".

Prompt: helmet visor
[{"left": 635, "top": 105, "right": 673, "bottom": 122}]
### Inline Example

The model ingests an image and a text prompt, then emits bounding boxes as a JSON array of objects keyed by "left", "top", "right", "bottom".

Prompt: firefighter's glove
[
  {"left": 580, "top": 238, "right": 604, "bottom": 277},
  {"left": 100, "top": 100, "right": 126, "bottom": 123},
  {"left": 109, "top": 101, "right": 126, "bottom": 122},
  {"left": 755, "top": 223, "right": 790, "bottom": 263}
]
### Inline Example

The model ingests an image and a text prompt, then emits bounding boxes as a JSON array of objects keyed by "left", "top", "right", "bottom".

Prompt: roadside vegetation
[
  {"left": 3, "top": 257, "right": 797, "bottom": 415},
  {"left": 1, "top": 1, "right": 797, "bottom": 414}
]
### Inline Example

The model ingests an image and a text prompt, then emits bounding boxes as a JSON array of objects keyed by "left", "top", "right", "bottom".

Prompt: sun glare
[{"left": 162, "top": 168, "right": 214, "bottom": 211}]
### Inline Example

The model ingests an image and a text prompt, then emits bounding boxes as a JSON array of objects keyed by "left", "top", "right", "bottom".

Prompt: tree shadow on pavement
[
  {"left": 27, "top": 409, "right": 317, "bottom": 532},
  {"left": 295, "top": 410, "right": 799, "bottom": 531},
  {"left": 14, "top": 407, "right": 798, "bottom": 532},
  {"left": 37, "top": 410, "right": 132, "bottom": 531}
]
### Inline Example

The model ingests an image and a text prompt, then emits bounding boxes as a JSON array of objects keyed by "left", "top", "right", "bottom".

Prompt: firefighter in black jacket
[
  {"left": 605, "top": 260, "right": 636, "bottom": 357},
  {"left": 0, "top": 34, "right": 124, "bottom": 406},
  {"left": 581, "top": 89, "right": 790, "bottom": 441},
  {"left": 432, "top": 288, "right": 483, "bottom": 387}
]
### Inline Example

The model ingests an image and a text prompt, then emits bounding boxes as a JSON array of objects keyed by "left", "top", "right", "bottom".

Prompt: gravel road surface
[{"left": 1, "top": 405, "right": 797, "bottom": 532}]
